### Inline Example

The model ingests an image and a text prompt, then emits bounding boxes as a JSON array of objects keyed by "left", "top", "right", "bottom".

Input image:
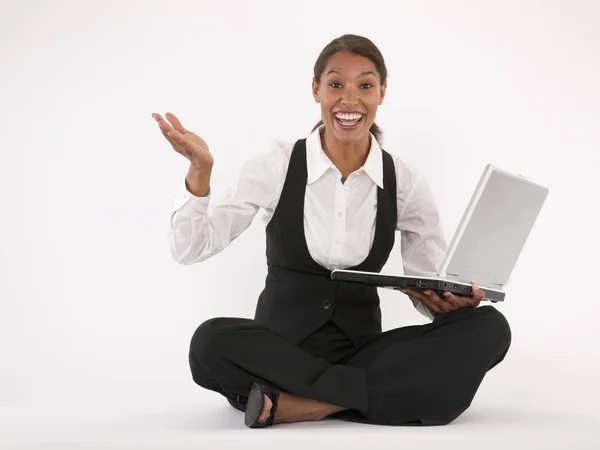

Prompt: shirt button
[
  {"left": 337, "top": 212, "right": 343, "bottom": 217},
  {"left": 322, "top": 299, "right": 332, "bottom": 310}
]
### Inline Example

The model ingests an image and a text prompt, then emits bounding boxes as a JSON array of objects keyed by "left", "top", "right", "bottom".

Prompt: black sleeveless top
[{"left": 254, "top": 138, "right": 397, "bottom": 345}]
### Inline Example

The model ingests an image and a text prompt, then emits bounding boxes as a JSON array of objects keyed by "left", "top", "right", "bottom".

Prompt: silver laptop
[{"left": 330, "top": 164, "right": 549, "bottom": 302}]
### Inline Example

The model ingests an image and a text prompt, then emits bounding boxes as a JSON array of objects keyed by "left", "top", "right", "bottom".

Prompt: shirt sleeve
[
  {"left": 396, "top": 171, "right": 448, "bottom": 320},
  {"left": 167, "top": 142, "right": 289, "bottom": 265}
]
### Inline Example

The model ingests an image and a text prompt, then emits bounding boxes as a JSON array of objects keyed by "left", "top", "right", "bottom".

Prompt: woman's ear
[
  {"left": 312, "top": 78, "right": 320, "bottom": 103},
  {"left": 379, "top": 80, "right": 387, "bottom": 105}
]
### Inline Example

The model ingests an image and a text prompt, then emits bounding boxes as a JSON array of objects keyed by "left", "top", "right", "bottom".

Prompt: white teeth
[{"left": 335, "top": 113, "right": 363, "bottom": 121}]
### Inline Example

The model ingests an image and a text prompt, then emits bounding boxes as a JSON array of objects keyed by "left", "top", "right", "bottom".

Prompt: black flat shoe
[{"left": 244, "top": 382, "right": 280, "bottom": 428}]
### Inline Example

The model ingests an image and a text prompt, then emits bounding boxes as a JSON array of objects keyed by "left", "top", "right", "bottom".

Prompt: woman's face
[{"left": 312, "top": 51, "right": 386, "bottom": 145}]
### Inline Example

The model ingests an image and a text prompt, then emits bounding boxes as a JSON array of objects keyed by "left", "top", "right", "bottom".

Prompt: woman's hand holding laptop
[{"left": 400, "top": 282, "right": 485, "bottom": 317}]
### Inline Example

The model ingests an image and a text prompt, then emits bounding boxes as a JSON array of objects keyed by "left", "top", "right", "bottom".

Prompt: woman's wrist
[{"left": 185, "top": 165, "right": 212, "bottom": 197}]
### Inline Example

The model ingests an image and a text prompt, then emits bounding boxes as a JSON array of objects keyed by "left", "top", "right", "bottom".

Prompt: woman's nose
[{"left": 340, "top": 91, "right": 359, "bottom": 107}]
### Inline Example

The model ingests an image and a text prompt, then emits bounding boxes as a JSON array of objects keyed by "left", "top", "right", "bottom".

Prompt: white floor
[
  {"left": 2, "top": 359, "right": 599, "bottom": 450},
  {"left": 1, "top": 402, "right": 598, "bottom": 450}
]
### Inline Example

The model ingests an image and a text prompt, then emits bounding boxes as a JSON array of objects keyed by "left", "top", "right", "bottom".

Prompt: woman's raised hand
[{"left": 152, "top": 112, "right": 214, "bottom": 173}]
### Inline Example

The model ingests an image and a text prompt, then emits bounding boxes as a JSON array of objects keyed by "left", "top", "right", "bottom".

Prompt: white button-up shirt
[{"left": 168, "top": 125, "right": 447, "bottom": 320}]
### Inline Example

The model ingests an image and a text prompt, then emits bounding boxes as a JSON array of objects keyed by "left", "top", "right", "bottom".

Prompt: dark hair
[{"left": 311, "top": 34, "right": 387, "bottom": 143}]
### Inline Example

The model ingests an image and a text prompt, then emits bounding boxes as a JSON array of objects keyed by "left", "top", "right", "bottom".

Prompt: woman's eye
[{"left": 329, "top": 82, "right": 372, "bottom": 89}]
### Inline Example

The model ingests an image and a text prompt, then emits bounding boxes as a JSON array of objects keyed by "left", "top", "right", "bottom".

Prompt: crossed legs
[{"left": 189, "top": 306, "right": 511, "bottom": 426}]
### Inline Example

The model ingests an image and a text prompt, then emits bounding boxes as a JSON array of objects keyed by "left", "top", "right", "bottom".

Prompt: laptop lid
[{"left": 437, "top": 164, "right": 549, "bottom": 289}]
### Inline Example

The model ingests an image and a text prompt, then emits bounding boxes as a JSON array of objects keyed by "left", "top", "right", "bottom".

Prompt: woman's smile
[{"left": 333, "top": 111, "right": 365, "bottom": 130}]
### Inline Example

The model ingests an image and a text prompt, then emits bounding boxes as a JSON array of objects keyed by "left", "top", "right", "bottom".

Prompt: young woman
[{"left": 153, "top": 34, "right": 511, "bottom": 429}]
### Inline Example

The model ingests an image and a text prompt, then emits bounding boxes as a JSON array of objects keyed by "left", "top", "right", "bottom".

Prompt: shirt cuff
[
  {"left": 171, "top": 178, "right": 211, "bottom": 217},
  {"left": 410, "top": 295, "right": 435, "bottom": 321}
]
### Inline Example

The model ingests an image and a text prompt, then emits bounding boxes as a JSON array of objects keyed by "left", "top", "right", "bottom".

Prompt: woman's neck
[{"left": 320, "top": 128, "right": 371, "bottom": 177}]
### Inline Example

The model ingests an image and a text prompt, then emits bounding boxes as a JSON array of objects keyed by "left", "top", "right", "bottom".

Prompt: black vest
[{"left": 254, "top": 138, "right": 397, "bottom": 346}]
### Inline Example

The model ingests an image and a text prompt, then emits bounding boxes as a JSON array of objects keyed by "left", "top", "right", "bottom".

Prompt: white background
[{"left": 1, "top": 0, "right": 599, "bottom": 448}]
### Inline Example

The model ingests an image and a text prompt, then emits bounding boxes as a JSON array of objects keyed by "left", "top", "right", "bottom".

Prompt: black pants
[{"left": 188, "top": 305, "right": 511, "bottom": 426}]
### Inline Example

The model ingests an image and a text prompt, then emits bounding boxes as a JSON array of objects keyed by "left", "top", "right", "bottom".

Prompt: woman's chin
[{"left": 329, "top": 122, "right": 369, "bottom": 142}]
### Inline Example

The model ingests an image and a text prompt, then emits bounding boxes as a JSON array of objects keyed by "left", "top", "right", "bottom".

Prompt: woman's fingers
[
  {"left": 423, "top": 290, "right": 454, "bottom": 313},
  {"left": 153, "top": 113, "right": 191, "bottom": 159},
  {"left": 419, "top": 295, "right": 443, "bottom": 315},
  {"left": 165, "top": 112, "right": 187, "bottom": 134},
  {"left": 152, "top": 113, "right": 171, "bottom": 132},
  {"left": 402, "top": 289, "right": 448, "bottom": 315},
  {"left": 471, "top": 283, "right": 485, "bottom": 305},
  {"left": 445, "top": 284, "right": 482, "bottom": 308},
  {"left": 441, "top": 289, "right": 480, "bottom": 309},
  {"left": 167, "top": 130, "right": 193, "bottom": 159},
  {"left": 153, "top": 113, "right": 175, "bottom": 142},
  {"left": 440, "top": 291, "right": 461, "bottom": 309}
]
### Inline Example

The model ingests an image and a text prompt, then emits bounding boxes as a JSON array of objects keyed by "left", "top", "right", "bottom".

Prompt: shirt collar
[{"left": 305, "top": 124, "right": 384, "bottom": 189}]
